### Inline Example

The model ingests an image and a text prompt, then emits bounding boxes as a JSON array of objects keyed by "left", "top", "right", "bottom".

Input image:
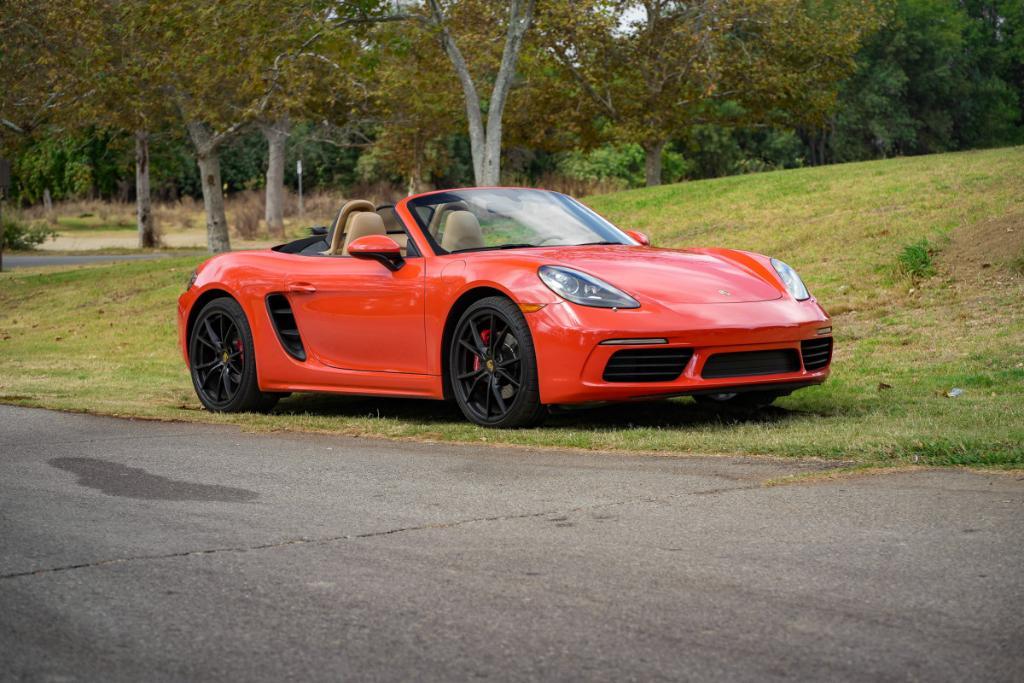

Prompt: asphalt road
[
  {"left": 1, "top": 405, "right": 1022, "bottom": 681},
  {"left": 1, "top": 253, "right": 189, "bottom": 269}
]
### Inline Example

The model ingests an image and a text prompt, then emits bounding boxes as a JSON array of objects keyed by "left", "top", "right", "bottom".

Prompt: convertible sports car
[{"left": 178, "top": 187, "right": 832, "bottom": 427}]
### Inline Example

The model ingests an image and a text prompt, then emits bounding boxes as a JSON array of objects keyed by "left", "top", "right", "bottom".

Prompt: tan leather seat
[
  {"left": 324, "top": 199, "right": 376, "bottom": 255},
  {"left": 428, "top": 201, "right": 469, "bottom": 237},
  {"left": 342, "top": 211, "right": 388, "bottom": 256},
  {"left": 441, "top": 210, "right": 485, "bottom": 252}
]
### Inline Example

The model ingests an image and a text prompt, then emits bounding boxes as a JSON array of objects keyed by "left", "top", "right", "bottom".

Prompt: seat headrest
[
  {"left": 342, "top": 211, "right": 387, "bottom": 256},
  {"left": 324, "top": 199, "right": 376, "bottom": 255},
  {"left": 428, "top": 201, "right": 470, "bottom": 236},
  {"left": 441, "top": 210, "right": 485, "bottom": 252}
]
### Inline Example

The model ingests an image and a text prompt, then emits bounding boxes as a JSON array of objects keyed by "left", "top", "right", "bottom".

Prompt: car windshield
[{"left": 408, "top": 188, "right": 634, "bottom": 253}]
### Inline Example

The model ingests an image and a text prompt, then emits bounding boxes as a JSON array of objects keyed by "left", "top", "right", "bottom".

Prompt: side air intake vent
[
  {"left": 701, "top": 349, "right": 800, "bottom": 379},
  {"left": 801, "top": 337, "right": 833, "bottom": 371},
  {"left": 266, "top": 294, "right": 306, "bottom": 361},
  {"left": 603, "top": 348, "right": 693, "bottom": 383}
]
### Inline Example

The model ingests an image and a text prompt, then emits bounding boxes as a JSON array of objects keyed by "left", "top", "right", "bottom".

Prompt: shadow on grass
[{"left": 273, "top": 392, "right": 824, "bottom": 430}]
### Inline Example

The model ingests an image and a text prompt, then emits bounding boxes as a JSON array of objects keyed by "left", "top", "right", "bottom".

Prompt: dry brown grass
[
  {"left": 341, "top": 181, "right": 405, "bottom": 206},
  {"left": 229, "top": 190, "right": 265, "bottom": 239},
  {"left": 22, "top": 199, "right": 134, "bottom": 226},
  {"left": 153, "top": 196, "right": 203, "bottom": 232}
]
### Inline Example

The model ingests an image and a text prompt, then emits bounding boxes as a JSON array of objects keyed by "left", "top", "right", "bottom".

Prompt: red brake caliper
[{"left": 473, "top": 329, "right": 492, "bottom": 371}]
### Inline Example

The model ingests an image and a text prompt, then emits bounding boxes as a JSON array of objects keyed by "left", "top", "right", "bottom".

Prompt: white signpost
[
  {"left": 296, "top": 159, "right": 304, "bottom": 219},
  {"left": 0, "top": 158, "right": 9, "bottom": 272}
]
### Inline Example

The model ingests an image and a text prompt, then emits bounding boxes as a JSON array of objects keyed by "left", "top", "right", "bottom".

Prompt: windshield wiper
[
  {"left": 496, "top": 243, "right": 537, "bottom": 249},
  {"left": 450, "top": 243, "right": 539, "bottom": 254},
  {"left": 577, "top": 240, "right": 623, "bottom": 246}
]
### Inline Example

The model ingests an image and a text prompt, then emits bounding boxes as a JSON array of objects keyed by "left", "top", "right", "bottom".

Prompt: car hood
[{"left": 523, "top": 245, "right": 784, "bottom": 305}]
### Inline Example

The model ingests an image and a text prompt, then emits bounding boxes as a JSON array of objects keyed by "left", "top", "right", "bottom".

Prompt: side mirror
[
  {"left": 625, "top": 230, "right": 651, "bottom": 247},
  {"left": 348, "top": 234, "right": 405, "bottom": 271}
]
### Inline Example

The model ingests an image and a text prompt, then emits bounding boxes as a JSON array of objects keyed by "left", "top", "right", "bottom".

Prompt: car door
[{"left": 285, "top": 255, "right": 427, "bottom": 375}]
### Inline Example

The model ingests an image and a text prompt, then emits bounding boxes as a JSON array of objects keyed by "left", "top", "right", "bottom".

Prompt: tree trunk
[
  {"left": 407, "top": 160, "right": 423, "bottom": 197},
  {"left": 480, "top": 123, "right": 503, "bottom": 186},
  {"left": 135, "top": 130, "right": 158, "bottom": 248},
  {"left": 643, "top": 140, "right": 665, "bottom": 187},
  {"left": 187, "top": 121, "right": 231, "bottom": 253},
  {"left": 428, "top": 0, "right": 535, "bottom": 187},
  {"left": 261, "top": 119, "right": 288, "bottom": 238},
  {"left": 43, "top": 188, "right": 54, "bottom": 223}
]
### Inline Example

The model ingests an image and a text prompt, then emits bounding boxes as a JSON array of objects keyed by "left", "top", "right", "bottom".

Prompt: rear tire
[
  {"left": 188, "top": 297, "right": 279, "bottom": 413},
  {"left": 449, "top": 297, "right": 546, "bottom": 428}
]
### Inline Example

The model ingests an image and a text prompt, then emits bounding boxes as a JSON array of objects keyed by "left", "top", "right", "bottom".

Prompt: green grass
[
  {"left": 1, "top": 147, "right": 1023, "bottom": 467},
  {"left": 895, "top": 239, "right": 937, "bottom": 280}
]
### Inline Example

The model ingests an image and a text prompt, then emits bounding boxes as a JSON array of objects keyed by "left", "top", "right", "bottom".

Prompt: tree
[
  {"left": 257, "top": 1, "right": 384, "bottom": 236},
  {"left": 78, "top": 1, "right": 177, "bottom": 247},
  {"left": 260, "top": 119, "right": 290, "bottom": 237},
  {"left": 541, "top": 0, "right": 880, "bottom": 185},
  {"left": 425, "top": 0, "right": 536, "bottom": 186},
  {"left": 1, "top": 0, "right": 166, "bottom": 246},
  {"left": 145, "top": 0, "right": 328, "bottom": 251},
  {"left": 363, "top": 17, "right": 464, "bottom": 194},
  {"left": 829, "top": 0, "right": 1022, "bottom": 161},
  {"left": 0, "top": 0, "right": 84, "bottom": 141}
]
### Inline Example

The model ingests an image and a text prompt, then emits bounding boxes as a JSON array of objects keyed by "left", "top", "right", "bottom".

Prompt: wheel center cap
[
  {"left": 222, "top": 350, "right": 230, "bottom": 363},
  {"left": 485, "top": 359, "right": 496, "bottom": 373}
]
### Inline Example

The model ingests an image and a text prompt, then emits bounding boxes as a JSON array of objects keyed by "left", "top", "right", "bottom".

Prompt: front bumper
[{"left": 527, "top": 298, "right": 832, "bottom": 405}]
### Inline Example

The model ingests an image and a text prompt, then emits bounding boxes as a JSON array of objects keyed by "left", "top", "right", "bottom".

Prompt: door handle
[{"left": 287, "top": 282, "right": 317, "bottom": 294}]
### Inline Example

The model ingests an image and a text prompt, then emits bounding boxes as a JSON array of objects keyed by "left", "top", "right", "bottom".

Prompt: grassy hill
[{"left": 1, "top": 147, "right": 1022, "bottom": 467}]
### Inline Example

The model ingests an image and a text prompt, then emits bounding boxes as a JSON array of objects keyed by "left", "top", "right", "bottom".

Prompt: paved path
[
  {"left": 1, "top": 405, "right": 1021, "bottom": 681},
  {"left": 37, "top": 231, "right": 275, "bottom": 252}
]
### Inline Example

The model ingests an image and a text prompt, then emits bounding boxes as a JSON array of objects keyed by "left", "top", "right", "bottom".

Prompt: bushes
[
  {"left": 230, "top": 190, "right": 264, "bottom": 240},
  {"left": 556, "top": 144, "right": 690, "bottom": 189},
  {"left": 2, "top": 216, "right": 57, "bottom": 250}
]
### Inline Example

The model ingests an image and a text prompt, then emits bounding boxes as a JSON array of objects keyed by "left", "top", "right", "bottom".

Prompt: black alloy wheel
[
  {"left": 450, "top": 297, "right": 545, "bottom": 428},
  {"left": 189, "top": 297, "right": 279, "bottom": 413}
]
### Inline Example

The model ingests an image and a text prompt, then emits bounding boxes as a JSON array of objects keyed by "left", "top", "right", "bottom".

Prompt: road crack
[{"left": 1, "top": 483, "right": 760, "bottom": 580}]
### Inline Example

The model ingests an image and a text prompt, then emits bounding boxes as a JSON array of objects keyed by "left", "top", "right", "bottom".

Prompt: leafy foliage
[
  {"left": 2, "top": 216, "right": 57, "bottom": 250},
  {"left": 557, "top": 144, "right": 690, "bottom": 188},
  {"left": 1, "top": 0, "right": 1022, "bottom": 204},
  {"left": 828, "top": 0, "right": 1023, "bottom": 161}
]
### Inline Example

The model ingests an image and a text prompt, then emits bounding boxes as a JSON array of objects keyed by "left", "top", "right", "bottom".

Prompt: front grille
[
  {"left": 701, "top": 349, "right": 801, "bottom": 379},
  {"left": 603, "top": 348, "right": 693, "bottom": 383},
  {"left": 801, "top": 337, "right": 833, "bottom": 371}
]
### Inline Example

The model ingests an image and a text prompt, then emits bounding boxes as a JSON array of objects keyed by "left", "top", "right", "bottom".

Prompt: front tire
[
  {"left": 449, "top": 297, "right": 545, "bottom": 428},
  {"left": 188, "top": 297, "right": 279, "bottom": 413}
]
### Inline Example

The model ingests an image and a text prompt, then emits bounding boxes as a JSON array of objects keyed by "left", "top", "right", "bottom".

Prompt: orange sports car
[{"left": 178, "top": 187, "right": 832, "bottom": 427}]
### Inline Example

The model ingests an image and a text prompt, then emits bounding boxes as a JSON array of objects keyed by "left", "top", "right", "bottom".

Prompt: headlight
[
  {"left": 538, "top": 266, "right": 639, "bottom": 309},
  {"left": 770, "top": 258, "right": 810, "bottom": 301}
]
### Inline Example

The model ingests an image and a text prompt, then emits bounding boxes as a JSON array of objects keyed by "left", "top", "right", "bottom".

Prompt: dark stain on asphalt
[{"left": 49, "top": 457, "right": 258, "bottom": 502}]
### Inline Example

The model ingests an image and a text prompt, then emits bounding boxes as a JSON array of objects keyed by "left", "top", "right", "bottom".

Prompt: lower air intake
[
  {"left": 701, "top": 349, "right": 801, "bottom": 379},
  {"left": 801, "top": 337, "right": 833, "bottom": 371},
  {"left": 603, "top": 348, "right": 693, "bottom": 383}
]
